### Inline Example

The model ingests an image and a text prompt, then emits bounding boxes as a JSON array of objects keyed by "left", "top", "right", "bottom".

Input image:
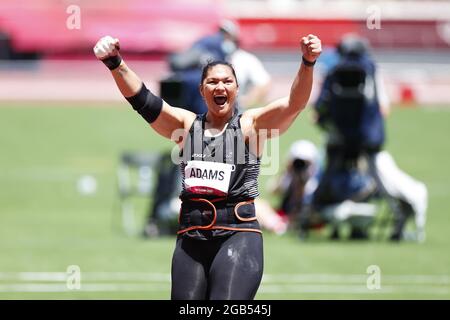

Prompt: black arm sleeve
[
  {"left": 125, "top": 83, "right": 163, "bottom": 124},
  {"left": 101, "top": 55, "right": 122, "bottom": 70}
]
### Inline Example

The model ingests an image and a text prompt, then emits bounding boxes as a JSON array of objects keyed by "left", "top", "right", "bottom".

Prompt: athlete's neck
[{"left": 205, "top": 110, "right": 234, "bottom": 131}]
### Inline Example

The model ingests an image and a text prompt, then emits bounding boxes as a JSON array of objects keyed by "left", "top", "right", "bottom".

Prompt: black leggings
[{"left": 171, "top": 231, "right": 264, "bottom": 300}]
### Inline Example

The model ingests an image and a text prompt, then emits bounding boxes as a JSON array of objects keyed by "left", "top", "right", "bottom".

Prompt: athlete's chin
[{"left": 210, "top": 103, "right": 233, "bottom": 116}]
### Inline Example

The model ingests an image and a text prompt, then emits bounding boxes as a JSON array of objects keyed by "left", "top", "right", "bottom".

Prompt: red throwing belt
[{"left": 177, "top": 198, "right": 262, "bottom": 235}]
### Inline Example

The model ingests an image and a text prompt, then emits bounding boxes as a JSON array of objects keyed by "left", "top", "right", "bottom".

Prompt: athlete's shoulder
[{"left": 239, "top": 109, "right": 259, "bottom": 136}]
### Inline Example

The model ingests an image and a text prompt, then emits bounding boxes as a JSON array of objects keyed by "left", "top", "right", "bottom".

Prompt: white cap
[
  {"left": 219, "top": 19, "right": 240, "bottom": 40},
  {"left": 289, "top": 140, "right": 318, "bottom": 163}
]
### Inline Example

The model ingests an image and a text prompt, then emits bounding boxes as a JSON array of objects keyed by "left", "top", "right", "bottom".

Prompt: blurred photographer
[
  {"left": 313, "top": 34, "right": 428, "bottom": 241},
  {"left": 162, "top": 19, "right": 271, "bottom": 113},
  {"left": 259, "top": 140, "right": 321, "bottom": 236},
  {"left": 275, "top": 140, "right": 320, "bottom": 216}
]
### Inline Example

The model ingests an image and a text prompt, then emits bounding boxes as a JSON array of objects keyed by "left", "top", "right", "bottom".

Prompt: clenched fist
[
  {"left": 94, "top": 36, "right": 122, "bottom": 70},
  {"left": 301, "top": 34, "right": 322, "bottom": 65}
]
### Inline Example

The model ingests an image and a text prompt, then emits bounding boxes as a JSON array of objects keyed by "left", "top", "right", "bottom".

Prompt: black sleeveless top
[{"left": 179, "top": 111, "right": 260, "bottom": 202}]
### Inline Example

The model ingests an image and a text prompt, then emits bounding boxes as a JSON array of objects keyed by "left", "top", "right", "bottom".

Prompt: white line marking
[
  {"left": 0, "top": 283, "right": 169, "bottom": 293},
  {"left": 258, "top": 285, "right": 450, "bottom": 295},
  {"left": 0, "top": 272, "right": 448, "bottom": 295},
  {"left": 1, "top": 272, "right": 448, "bottom": 285},
  {"left": 263, "top": 274, "right": 450, "bottom": 285},
  {"left": 0, "top": 272, "right": 170, "bottom": 282},
  {"left": 0, "top": 283, "right": 448, "bottom": 295}
]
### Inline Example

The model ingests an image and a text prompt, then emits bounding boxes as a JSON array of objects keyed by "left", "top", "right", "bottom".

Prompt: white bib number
[{"left": 185, "top": 160, "right": 235, "bottom": 196}]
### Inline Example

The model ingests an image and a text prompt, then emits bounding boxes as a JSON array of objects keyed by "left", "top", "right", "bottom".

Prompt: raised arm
[
  {"left": 93, "top": 36, "right": 195, "bottom": 143},
  {"left": 242, "top": 35, "right": 322, "bottom": 137}
]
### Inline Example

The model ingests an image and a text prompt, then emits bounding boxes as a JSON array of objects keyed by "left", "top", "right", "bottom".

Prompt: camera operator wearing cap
[{"left": 313, "top": 34, "right": 428, "bottom": 241}]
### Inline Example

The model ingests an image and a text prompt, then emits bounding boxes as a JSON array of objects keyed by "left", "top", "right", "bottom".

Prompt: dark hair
[
  {"left": 337, "top": 35, "right": 371, "bottom": 58},
  {"left": 200, "top": 60, "right": 239, "bottom": 87}
]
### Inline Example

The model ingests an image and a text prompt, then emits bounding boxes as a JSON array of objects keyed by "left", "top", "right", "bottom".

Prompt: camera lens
[{"left": 293, "top": 159, "right": 307, "bottom": 172}]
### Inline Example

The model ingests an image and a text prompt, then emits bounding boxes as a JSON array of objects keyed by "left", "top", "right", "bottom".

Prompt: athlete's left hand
[{"left": 301, "top": 34, "right": 322, "bottom": 63}]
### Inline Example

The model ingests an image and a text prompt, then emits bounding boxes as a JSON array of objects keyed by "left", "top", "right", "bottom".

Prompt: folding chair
[{"left": 116, "top": 151, "right": 160, "bottom": 236}]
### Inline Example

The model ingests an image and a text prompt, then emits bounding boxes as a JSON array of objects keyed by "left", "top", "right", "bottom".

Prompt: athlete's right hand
[
  {"left": 94, "top": 36, "right": 122, "bottom": 70},
  {"left": 93, "top": 36, "right": 120, "bottom": 60}
]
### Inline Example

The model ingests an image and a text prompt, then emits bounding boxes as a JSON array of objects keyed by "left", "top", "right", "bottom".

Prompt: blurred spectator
[
  {"left": 162, "top": 19, "right": 271, "bottom": 113},
  {"left": 313, "top": 34, "right": 428, "bottom": 241}
]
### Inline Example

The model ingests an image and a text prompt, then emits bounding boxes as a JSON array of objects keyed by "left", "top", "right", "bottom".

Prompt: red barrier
[
  {"left": 1, "top": 1, "right": 449, "bottom": 54},
  {"left": 0, "top": 0, "right": 223, "bottom": 54},
  {"left": 237, "top": 18, "right": 450, "bottom": 50}
]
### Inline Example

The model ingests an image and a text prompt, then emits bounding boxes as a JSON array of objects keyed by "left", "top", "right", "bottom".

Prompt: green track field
[{"left": 0, "top": 102, "right": 449, "bottom": 299}]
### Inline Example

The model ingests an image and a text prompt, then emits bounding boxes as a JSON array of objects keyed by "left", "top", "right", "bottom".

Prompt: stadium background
[{"left": 0, "top": 0, "right": 449, "bottom": 299}]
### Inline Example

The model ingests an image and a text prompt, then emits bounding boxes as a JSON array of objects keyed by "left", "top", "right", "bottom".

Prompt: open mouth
[{"left": 213, "top": 95, "right": 227, "bottom": 106}]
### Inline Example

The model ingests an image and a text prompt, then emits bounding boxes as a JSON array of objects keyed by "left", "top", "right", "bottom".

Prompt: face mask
[{"left": 222, "top": 39, "right": 237, "bottom": 55}]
